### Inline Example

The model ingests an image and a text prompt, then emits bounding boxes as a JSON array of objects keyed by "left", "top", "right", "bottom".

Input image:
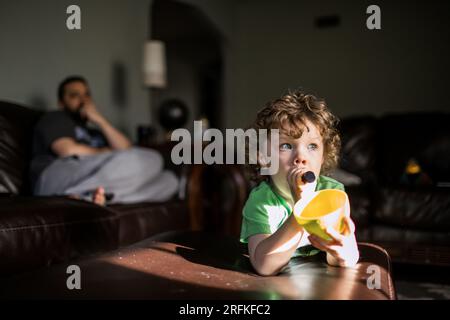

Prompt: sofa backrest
[
  {"left": 377, "top": 112, "right": 450, "bottom": 186},
  {"left": 0, "top": 101, "right": 42, "bottom": 195},
  {"left": 339, "top": 115, "right": 378, "bottom": 185},
  {"left": 340, "top": 112, "right": 450, "bottom": 187}
]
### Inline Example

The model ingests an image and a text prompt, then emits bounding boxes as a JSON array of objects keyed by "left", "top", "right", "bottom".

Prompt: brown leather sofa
[
  {"left": 0, "top": 100, "right": 197, "bottom": 277},
  {"left": 338, "top": 113, "right": 450, "bottom": 266}
]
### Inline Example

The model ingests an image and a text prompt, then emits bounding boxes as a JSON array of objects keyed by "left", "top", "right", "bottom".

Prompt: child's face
[{"left": 271, "top": 120, "right": 324, "bottom": 197}]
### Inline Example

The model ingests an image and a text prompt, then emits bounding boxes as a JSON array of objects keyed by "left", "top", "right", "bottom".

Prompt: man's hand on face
[{"left": 79, "top": 98, "right": 105, "bottom": 125}]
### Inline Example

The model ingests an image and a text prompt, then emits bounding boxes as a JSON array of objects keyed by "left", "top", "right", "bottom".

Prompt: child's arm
[
  {"left": 247, "top": 168, "right": 311, "bottom": 276},
  {"left": 248, "top": 214, "right": 304, "bottom": 276}
]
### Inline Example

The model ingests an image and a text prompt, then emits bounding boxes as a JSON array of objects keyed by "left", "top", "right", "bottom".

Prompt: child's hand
[
  {"left": 287, "top": 167, "right": 315, "bottom": 202},
  {"left": 307, "top": 216, "right": 360, "bottom": 267}
]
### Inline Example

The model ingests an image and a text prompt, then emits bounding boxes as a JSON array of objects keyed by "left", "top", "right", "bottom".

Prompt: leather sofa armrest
[{"left": 186, "top": 164, "right": 249, "bottom": 236}]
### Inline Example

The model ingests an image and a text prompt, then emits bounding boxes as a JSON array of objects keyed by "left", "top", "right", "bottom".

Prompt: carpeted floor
[{"left": 392, "top": 263, "right": 450, "bottom": 300}]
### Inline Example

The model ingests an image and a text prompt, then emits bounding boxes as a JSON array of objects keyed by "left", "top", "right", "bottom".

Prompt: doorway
[{"left": 150, "top": 0, "right": 224, "bottom": 136}]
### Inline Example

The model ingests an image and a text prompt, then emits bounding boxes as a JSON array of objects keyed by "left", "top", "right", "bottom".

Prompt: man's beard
[{"left": 65, "top": 105, "right": 88, "bottom": 125}]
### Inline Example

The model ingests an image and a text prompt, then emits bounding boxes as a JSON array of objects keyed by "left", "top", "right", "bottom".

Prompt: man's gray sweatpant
[{"left": 34, "top": 147, "right": 179, "bottom": 204}]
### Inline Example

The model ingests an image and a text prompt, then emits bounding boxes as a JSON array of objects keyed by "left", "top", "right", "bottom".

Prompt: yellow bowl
[{"left": 293, "top": 189, "right": 349, "bottom": 241}]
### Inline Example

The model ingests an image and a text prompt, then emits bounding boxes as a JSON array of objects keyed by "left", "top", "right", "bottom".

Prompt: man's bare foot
[{"left": 92, "top": 187, "right": 106, "bottom": 206}]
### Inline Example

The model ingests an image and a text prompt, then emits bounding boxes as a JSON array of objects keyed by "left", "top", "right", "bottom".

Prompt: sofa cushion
[
  {"left": 366, "top": 224, "right": 450, "bottom": 246},
  {"left": 362, "top": 224, "right": 450, "bottom": 266},
  {"left": 110, "top": 199, "right": 190, "bottom": 247},
  {"left": 373, "top": 186, "right": 450, "bottom": 231},
  {"left": 0, "top": 101, "right": 42, "bottom": 195},
  {"left": 0, "top": 196, "right": 118, "bottom": 276},
  {"left": 419, "top": 133, "right": 450, "bottom": 186}
]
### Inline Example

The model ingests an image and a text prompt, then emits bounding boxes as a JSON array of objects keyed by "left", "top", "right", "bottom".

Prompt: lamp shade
[{"left": 142, "top": 40, "right": 167, "bottom": 88}]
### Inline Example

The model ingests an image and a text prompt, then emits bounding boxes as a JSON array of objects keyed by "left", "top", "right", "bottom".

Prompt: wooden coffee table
[{"left": 1, "top": 230, "right": 396, "bottom": 299}]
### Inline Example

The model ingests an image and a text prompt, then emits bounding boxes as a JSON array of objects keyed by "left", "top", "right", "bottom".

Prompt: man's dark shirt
[{"left": 30, "top": 110, "right": 108, "bottom": 189}]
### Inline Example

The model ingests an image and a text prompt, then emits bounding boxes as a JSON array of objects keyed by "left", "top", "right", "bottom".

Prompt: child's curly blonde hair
[{"left": 247, "top": 89, "right": 341, "bottom": 183}]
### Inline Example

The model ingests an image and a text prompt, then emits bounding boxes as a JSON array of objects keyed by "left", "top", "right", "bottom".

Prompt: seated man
[{"left": 31, "top": 76, "right": 178, "bottom": 205}]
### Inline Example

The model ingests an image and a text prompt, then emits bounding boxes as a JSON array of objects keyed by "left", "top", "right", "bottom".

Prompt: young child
[{"left": 240, "top": 90, "right": 359, "bottom": 276}]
